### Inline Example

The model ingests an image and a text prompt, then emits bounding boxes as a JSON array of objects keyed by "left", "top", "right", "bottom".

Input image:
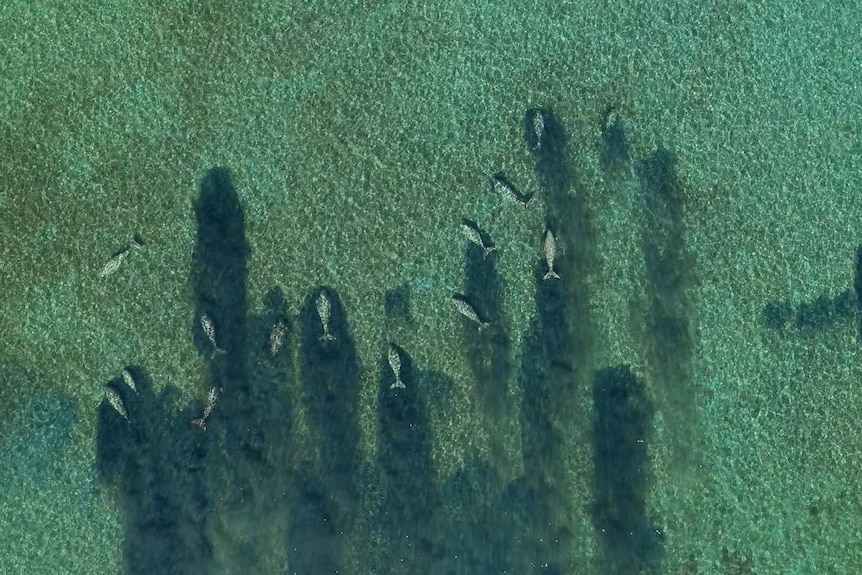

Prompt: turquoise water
[{"left": 1, "top": 2, "right": 861, "bottom": 574}]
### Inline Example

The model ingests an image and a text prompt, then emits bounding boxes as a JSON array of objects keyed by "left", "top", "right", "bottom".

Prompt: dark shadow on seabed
[
  {"left": 635, "top": 148, "right": 697, "bottom": 474},
  {"left": 374, "top": 347, "right": 436, "bottom": 574},
  {"left": 370, "top": 109, "right": 591, "bottom": 575},
  {"left": 522, "top": 108, "right": 595, "bottom": 574},
  {"left": 526, "top": 107, "right": 666, "bottom": 574},
  {"left": 588, "top": 114, "right": 668, "bottom": 574},
  {"left": 461, "top": 233, "right": 514, "bottom": 467},
  {"left": 96, "top": 367, "right": 212, "bottom": 575},
  {"left": 290, "top": 286, "right": 363, "bottom": 574},
  {"left": 95, "top": 169, "right": 253, "bottom": 575},
  {"left": 190, "top": 167, "right": 297, "bottom": 571},
  {"left": 93, "top": 166, "right": 444, "bottom": 574},
  {"left": 592, "top": 365, "right": 662, "bottom": 575},
  {"left": 93, "top": 109, "right": 677, "bottom": 574},
  {"left": 97, "top": 168, "right": 298, "bottom": 574}
]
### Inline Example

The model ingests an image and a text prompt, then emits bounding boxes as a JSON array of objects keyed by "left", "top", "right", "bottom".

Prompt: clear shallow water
[{"left": 2, "top": 2, "right": 861, "bottom": 574}]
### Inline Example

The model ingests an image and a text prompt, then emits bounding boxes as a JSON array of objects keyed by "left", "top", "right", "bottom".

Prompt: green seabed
[{"left": 3, "top": 2, "right": 862, "bottom": 574}]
